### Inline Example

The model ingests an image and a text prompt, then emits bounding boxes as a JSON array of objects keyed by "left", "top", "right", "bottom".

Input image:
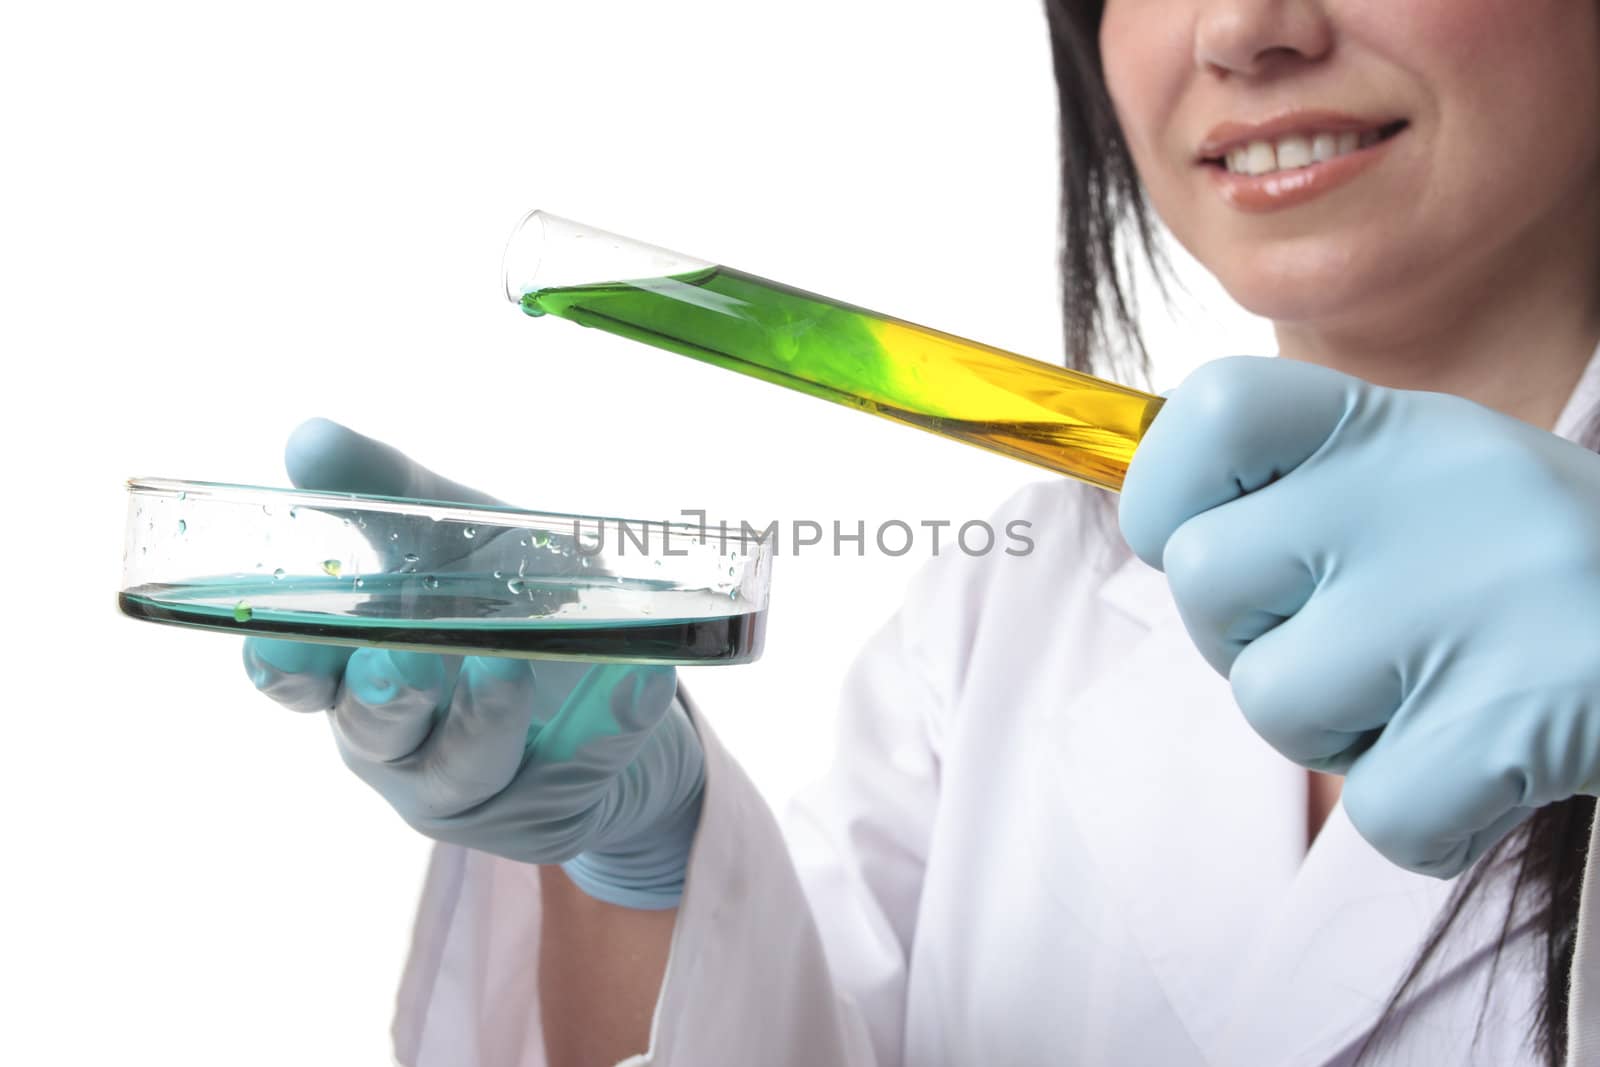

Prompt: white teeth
[
  {"left": 1274, "top": 134, "right": 1312, "bottom": 169},
  {"left": 1221, "top": 128, "right": 1386, "bottom": 175},
  {"left": 1245, "top": 141, "right": 1276, "bottom": 175}
]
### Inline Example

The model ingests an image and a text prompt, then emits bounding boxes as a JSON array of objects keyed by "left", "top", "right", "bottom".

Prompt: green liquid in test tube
[{"left": 504, "top": 210, "right": 1164, "bottom": 492}]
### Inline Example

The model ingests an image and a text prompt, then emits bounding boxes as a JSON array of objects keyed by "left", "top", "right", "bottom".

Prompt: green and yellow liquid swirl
[{"left": 520, "top": 266, "right": 1163, "bottom": 492}]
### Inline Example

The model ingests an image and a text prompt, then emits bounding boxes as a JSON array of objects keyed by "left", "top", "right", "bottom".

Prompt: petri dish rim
[{"left": 126, "top": 476, "right": 752, "bottom": 544}]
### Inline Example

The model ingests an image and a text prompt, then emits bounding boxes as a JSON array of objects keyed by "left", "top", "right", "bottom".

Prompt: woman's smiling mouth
[{"left": 1197, "top": 112, "right": 1409, "bottom": 212}]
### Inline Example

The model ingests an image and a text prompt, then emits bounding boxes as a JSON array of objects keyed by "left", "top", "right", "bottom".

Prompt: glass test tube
[{"left": 502, "top": 210, "right": 1164, "bottom": 492}]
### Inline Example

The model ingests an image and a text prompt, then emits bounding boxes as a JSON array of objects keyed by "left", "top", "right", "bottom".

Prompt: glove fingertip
[
  {"left": 244, "top": 637, "right": 348, "bottom": 680},
  {"left": 285, "top": 417, "right": 414, "bottom": 496},
  {"left": 609, "top": 665, "right": 677, "bottom": 731}
]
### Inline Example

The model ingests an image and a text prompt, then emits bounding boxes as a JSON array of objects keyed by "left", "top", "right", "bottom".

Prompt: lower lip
[{"left": 1206, "top": 134, "right": 1399, "bottom": 213}]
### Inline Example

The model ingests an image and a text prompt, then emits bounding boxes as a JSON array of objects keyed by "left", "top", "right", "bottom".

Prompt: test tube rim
[{"left": 503, "top": 208, "right": 546, "bottom": 302}]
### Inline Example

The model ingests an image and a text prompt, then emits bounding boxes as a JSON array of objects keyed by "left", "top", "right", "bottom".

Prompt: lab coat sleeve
[
  {"left": 390, "top": 699, "right": 880, "bottom": 1067},
  {"left": 389, "top": 483, "right": 1044, "bottom": 1067}
]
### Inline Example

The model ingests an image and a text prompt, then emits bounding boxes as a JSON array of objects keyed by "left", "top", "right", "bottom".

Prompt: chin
[{"left": 1205, "top": 245, "right": 1410, "bottom": 333}]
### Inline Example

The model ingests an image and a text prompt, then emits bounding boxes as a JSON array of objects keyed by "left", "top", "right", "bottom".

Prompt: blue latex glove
[
  {"left": 242, "top": 418, "right": 704, "bottom": 909},
  {"left": 1120, "top": 356, "right": 1600, "bottom": 878}
]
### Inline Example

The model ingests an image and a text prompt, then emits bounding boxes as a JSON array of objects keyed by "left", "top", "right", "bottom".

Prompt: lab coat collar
[
  {"left": 1041, "top": 553, "right": 1509, "bottom": 1064},
  {"left": 1043, "top": 559, "right": 1306, "bottom": 1056},
  {"left": 1554, "top": 339, "right": 1600, "bottom": 442}
]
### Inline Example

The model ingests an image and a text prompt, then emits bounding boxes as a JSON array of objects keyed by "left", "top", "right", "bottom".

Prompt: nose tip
[{"left": 1194, "top": 2, "right": 1333, "bottom": 78}]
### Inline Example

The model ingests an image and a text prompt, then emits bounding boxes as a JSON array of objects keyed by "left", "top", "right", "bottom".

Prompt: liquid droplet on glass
[
  {"left": 272, "top": 568, "right": 286, "bottom": 580},
  {"left": 233, "top": 601, "right": 254, "bottom": 622},
  {"left": 176, "top": 519, "right": 187, "bottom": 535},
  {"left": 354, "top": 577, "right": 365, "bottom": 589},
  {"left": 321, "top": 559, "right": 342, "bottom": 578},
  {"left": 579, "top": 557, "right": 590, "bottom": 568},
  {"left": 507, "top": 578, "right": 526, "bottom": 595},
  {"left": 422, "top": 575, "right": 440, "bottom": 590},
  {"left": 403, "top": 553, "right": 420, "bottom": 567}
]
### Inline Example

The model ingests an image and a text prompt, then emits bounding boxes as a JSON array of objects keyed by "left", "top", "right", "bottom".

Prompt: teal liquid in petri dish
[{"left": 119, "top": 572, "right": 764, "bottom": 665}]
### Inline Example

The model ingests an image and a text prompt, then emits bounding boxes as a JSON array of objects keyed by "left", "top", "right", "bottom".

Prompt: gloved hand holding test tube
[{"left": 503, "top": 209, "right": 1167, "bottom": 492}]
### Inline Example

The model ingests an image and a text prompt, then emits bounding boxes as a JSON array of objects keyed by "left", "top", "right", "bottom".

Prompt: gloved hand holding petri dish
[{"left": 118, "top": 422, "right": 771, "bottom": 667}]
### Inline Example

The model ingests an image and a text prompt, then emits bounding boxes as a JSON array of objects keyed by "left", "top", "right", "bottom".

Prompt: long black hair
[{"left": 1042, "top": 1, "right": 1598, "bottom": 1062}]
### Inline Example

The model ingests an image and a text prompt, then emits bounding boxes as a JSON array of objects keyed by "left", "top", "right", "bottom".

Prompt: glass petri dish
[{"left": 119, "top": 478, "right": 770, "bottom": 665}]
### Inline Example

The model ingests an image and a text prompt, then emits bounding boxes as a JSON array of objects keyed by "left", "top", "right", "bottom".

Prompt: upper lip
[{"left": 1196, "top": 110, "right": 1407, "bottom": 161}]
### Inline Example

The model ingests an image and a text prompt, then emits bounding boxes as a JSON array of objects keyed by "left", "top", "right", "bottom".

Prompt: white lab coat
[{"left": 391, "top": 350, "right": 1600, "bottom": 1067}]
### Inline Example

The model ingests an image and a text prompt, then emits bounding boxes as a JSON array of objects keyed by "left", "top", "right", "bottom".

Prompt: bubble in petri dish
[
  {"left": 463, "top": 526, "right": 477, "bottom": 539},
  {"left": 322, "top": 559, "right": 342, "bottom": 577},
  {"left": 389, "top": 531, "right": 400, "bottom": 542},
  {"left": 354, "top": 577, "right": 365, "bottom": 589},
  {"left": 289, "top": 507, "right": 299, "bottom": 519},
  {"left": 403, "top": 553, "right": 420, "bottom": 567},
  {"left": 507, "top": 578, "right": 526, "bottom": 595},
  {"left": 233, "top": 601, "right": 254, "bottom": 622},
  {"left": 423, "top": 576, "right": 440, "bottom": 590},
  {"left": 272, "top": 568, "right": 285, "bottom": 580},
  {"left": 532, "top": 531, "right": 549, "bottom": 548},
  {"left": 176, "top": 519, "right": 187, "bottom": 535}
]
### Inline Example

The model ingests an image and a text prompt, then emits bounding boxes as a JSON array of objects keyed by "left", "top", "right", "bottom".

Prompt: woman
[{"left": 244, "top": 0, "right": 1600, "bottom": 1063}]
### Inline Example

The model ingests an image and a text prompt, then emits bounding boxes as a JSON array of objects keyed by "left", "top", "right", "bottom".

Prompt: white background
[{"left": 1, "top": 1, "right": 1269, "bottom": 1062}]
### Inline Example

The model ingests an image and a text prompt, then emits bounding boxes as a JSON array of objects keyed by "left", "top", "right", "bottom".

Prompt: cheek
[
  {"left": 1394, "top": 0, "right": 1600, "bottom": 222},
  {"left": 1099, "top": 2, "right": 1192, "bottom": 168}
]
